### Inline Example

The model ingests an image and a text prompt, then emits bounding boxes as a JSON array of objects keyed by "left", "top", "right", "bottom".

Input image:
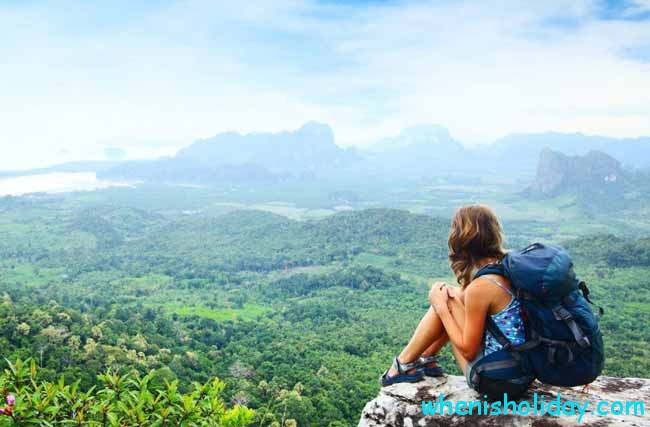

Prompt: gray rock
[{"left": 359, "top": 375, "right": 650, "bottom": 426}]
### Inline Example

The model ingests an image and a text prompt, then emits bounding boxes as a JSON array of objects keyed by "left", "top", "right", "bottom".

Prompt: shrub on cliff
[{"left": 0, "top": 358, "right": 254, "bottom": 426}]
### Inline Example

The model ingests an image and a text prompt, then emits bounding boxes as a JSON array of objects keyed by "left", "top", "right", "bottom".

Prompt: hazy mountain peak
[
  {"left": 526, "top": 148, "right": 626, "bottom": 208},
  {"left": 297, "top": 121, "right": 334, "bottom": 136},
  {"left": 100, "top": 121, "right": 355, "bottom": 183},
  {"left": 491, "top": 132, "right": 650, "bottom": 170},
  {"left": 370, "top": 124, "right": 457, "bottom": 153}
]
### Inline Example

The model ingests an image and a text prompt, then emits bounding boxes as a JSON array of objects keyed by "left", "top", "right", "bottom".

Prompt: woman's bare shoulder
[{"left": 464, "top": 276, "right": 501, "bottom": 299}]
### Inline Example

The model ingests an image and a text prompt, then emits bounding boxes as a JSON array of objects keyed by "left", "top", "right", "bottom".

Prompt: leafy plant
[{"left": 0, "top": 358, "right": 253, "bottom": 426}]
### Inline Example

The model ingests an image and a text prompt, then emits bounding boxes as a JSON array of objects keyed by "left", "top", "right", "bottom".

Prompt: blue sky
[{"left": 1, "top": 0, "right": 650, "bottom": 169}]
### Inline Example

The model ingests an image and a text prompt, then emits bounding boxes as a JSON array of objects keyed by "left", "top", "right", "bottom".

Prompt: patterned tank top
[{"left": 481, "top": 276, "right": 527, "bottom": 355}]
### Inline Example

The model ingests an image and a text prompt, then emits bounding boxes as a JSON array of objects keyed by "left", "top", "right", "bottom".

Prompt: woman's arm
[{"left": 430, "top": 280, "right": 492, "bottom": 361}]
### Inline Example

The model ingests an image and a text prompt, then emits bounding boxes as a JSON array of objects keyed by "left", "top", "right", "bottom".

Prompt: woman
[{"left": 380, "top": 204, "right": 526, "bottom": 388}]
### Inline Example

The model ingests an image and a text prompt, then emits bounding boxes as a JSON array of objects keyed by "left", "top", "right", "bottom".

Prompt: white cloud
[{"left": 0, "top": 0, "right": 649, "bottom": 169}]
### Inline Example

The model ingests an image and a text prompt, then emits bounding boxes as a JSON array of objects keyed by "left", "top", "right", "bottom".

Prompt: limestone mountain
[
  {"left": 522, "top": 148, "right": 650, "bottom": 212},
  {"left": 489, "top": 132, "right": 650, "bottom": 172},
  {"left": 101, "top": 122, "right": 357, "bottom": 183},
  {"left": 369, "top": 125, "right": 461, "bottom": 154},
  {"left": 527, "top": 148, "right": 626, "bottom": 197},
  {"left": 88, "top": 124, "right": 650, "bottom": 185},
  {"left": 364, "top": 125, "right": 468, "bottom": 177},
  {"left": 175, "top": 121, "right": 353, "bottom": 173}
]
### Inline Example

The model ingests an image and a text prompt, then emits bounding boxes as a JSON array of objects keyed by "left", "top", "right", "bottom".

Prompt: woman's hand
[{"left": 429, "top": 281, "right": 449, "bottom": 313}]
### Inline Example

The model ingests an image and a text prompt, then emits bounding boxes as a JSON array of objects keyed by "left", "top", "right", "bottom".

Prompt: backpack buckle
[{"left": 553, "top": 306, "right": 572, "bottom": 321}]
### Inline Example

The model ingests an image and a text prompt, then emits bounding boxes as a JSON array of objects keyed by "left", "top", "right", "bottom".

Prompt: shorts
[{"left": 465, "top": 349, "right": 486, "bottom": 388}]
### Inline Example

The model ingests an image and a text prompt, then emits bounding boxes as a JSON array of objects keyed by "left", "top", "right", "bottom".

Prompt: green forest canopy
[{"left": 0, "top": 196, "right": 648, "bottom": 426}]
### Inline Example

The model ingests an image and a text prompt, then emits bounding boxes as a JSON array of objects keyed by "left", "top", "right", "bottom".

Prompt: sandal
[
  {"left": 416, "top": 355, "right": 444, "bottom": 377},
  {"left": 379, "top": 356, "right": 424, "bottom": 386}
]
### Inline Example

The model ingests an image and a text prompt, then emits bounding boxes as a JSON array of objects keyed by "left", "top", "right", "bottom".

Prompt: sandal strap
[
  {"left": 393, "top": 356, "right": 419, "bottom": 374},
  {"left": 418, "top": 355, "right": 437, "bottom": 365}
]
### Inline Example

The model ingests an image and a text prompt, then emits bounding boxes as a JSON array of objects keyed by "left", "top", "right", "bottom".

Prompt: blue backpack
[{"left": 470, "top": 243, "right": 604, "bottom": 398}]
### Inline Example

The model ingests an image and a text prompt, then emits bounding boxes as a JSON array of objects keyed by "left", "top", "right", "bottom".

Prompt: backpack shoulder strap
[
  {"left": 485, "top": 316, "right": 512, "bottom": 349},
  {"left": 474, "top": 262, "right": 505, "bottom": 280},
  {"left": 486, "top": 315, "right": 540, "bottom": 355},
  {"left": 481, "top": 276, "right": 515, "bottom": 298}
]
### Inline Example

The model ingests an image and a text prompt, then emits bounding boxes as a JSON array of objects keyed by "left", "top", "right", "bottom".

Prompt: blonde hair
[{"left": 448, "top": 205, "right": 506, "bottom": 288}]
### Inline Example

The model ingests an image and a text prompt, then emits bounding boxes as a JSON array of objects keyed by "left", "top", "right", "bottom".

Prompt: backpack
[{"left": 469, "top": 243, "right": 605, "bottom": 397}]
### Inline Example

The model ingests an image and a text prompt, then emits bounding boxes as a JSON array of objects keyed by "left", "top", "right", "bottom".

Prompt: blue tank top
[{"left": 481, "top": 276, "right": 526, "bottom": 355}]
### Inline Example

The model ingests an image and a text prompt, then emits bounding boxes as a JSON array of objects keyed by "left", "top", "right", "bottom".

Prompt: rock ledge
[{"left": 359, "top": 375, "right": 650, "bottom": 426}]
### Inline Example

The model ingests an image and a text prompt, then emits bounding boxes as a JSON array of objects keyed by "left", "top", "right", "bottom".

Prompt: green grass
[
  {"left": 165, "top": 303, "right": 269, "bottom": 321},
  {"left": 353, "top": 252, "right": 396, "bottom": 270},
  {"left": 0, "top": 263, "right": 66, "bottom": 287}
]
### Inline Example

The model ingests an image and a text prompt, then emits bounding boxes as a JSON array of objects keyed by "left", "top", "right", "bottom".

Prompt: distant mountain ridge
[
  {"left": 100, "top": 122, "right": 357, "bottom": 183},
  {"left": 368, "top": 124, "right": 459, "bottom": 153},
  {"left": 365, "top": 127, "right": 650, "bottom": 180},
  {"left": 363, "top": 125, "right": 466, "bottom": 177},
  {"left": 176, "top": 122, "right": 352, "bottom": 172},
  {"left": 20, "top": 122, "right": 650, "bottom": 184},
  {"left": 489, "top": 132, "right": 650, "bottom": 170}
]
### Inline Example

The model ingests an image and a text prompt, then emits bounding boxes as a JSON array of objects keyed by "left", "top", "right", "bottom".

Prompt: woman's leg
[
  {"left": 387, "top": 285, "right": 465, "bottom": 377},
  {"left": 421, "top": 333, "right": 449, "bottom": 358},
  {"left": 387, "top": 306, "right": 447, "bottom": 376},
  {"left": 446, "top": 291, "right": 471, "bottom": 374},
  {"left": 398, "top": 306, "right": 446, "bottom": 362}
]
